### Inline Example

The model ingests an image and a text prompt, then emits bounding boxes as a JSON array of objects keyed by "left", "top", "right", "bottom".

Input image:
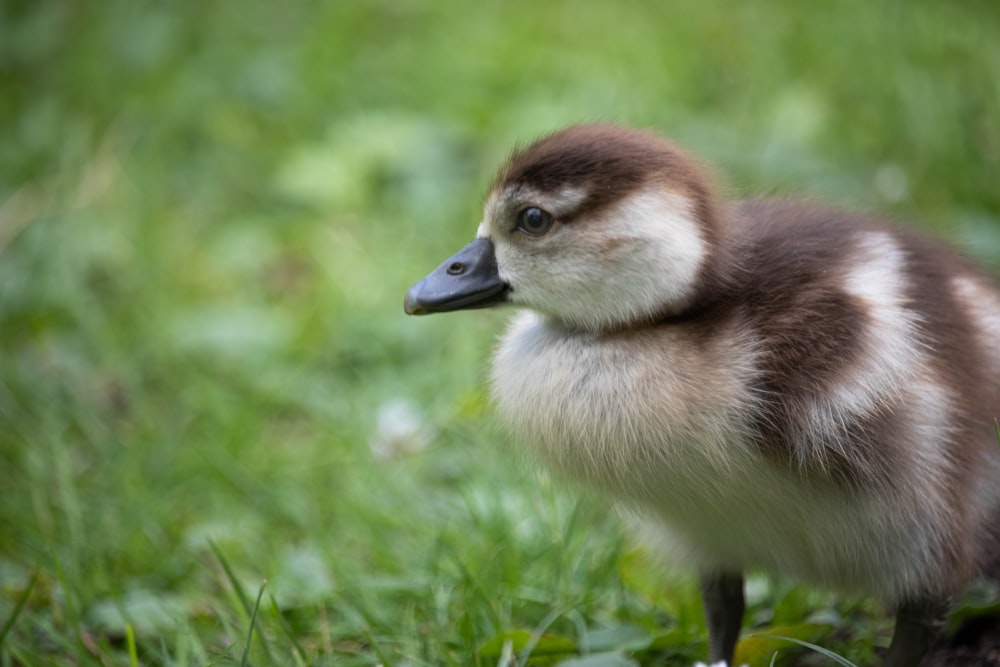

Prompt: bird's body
[
  {"left": 493, "top": 198, "right": 1000, "bottom": 603},
  {"left": 405, "top": 124, "right": 1000, "bottom": 665}
]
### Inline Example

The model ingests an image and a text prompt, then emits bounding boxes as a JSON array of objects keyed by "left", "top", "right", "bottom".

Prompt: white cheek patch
[
  {"left": 496, "top": 188, "right": 707, "bottom": 330},
  {"left": 616, "top": 190, "right": 706, "bottom": 304}
]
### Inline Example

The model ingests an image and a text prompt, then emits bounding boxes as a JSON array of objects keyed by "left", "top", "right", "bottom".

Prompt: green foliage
[{"left": 1, "top": 0, "right": 998, "bottom": 665}]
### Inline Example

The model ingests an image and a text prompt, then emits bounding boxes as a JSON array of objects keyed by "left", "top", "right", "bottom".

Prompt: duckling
[{"left": 404, "top": 124, "right": 1000, "bottom": 666}]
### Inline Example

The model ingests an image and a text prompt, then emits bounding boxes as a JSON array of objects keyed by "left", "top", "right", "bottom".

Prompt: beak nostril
[{"left": 447, "top": 262, "right": 465, "bottom": 275}]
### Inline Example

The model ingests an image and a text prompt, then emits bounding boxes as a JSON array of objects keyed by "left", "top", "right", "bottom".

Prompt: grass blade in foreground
[
  {"left": 0, "top": 569, "right": 39, "bottom": 649},
  {"left": 240, "top": 582, "right": 267, "bottom": 667},
  {"left": 752, "top": 635, "right": 858, "bottom": 667}
]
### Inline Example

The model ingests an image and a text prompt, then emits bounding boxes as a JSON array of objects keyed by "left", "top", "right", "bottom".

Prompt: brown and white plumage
[{"left": 405, "top": 124, "right": 1000, "bottom": 666}]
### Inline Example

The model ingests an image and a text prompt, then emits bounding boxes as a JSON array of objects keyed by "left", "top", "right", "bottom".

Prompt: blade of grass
[
  {"left": 209, "top": 541, "right": 252, "bottom": 617},
  {"left": 50, "top": 552, "right": 89, "bottom": 664},
  {"left": 210, "top": 541, "right": 274, "bottom": 663},
  {"left": 240, "top": 581, "right": 267, "bottom": 667},
  {"left": 125, "top": 623, "right": 138, "bottom": 667},
  {"left": 450, "top": 555, "right": 502, "bottom": 631},
  {"left": 206, "top": 642, "right": 237, "bottom": 666},
  {"left": 363, "top": 628, "right": 394, "bottom": 667},
  {"left": 497, "top": 638, "right": 513, "bottom": 667},
  {"left": 751, "top": 634, "right": 857, "bottom": 666},
  {"left": 0, "top": 568, "right": 39, "bottom": 648},
  {"left": 518, "top": 605, "right": 572, "bottom": 664},
  {"left": 267, "top": 594, "right": 309, "bottom": 664}
]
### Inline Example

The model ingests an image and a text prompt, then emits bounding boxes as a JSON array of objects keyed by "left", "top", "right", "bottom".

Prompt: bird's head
[{"left": 404, "top": 124, "right": 723, "bottom": 331}]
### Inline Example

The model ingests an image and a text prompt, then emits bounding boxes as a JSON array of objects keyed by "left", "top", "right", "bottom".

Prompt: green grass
[{"left": 1, "top": 1, "right": 999, "bottom": 665}]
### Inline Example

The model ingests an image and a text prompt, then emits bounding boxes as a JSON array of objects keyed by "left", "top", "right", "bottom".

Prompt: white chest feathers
[
  {"left": 489, "top": 311, "right": 960, "bottom": 600},
  {"left": 491, "top": 311, "right": 758, "bottom": 488}
]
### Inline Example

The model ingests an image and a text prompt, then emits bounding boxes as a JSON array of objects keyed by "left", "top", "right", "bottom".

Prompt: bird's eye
[{"left": 515, "top": 207, "right": 555, "bottom": 236}]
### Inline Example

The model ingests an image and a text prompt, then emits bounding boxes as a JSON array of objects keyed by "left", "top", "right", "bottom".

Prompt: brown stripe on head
[{"left": 493, "top": 125, "right": 721, "bottom": 231}]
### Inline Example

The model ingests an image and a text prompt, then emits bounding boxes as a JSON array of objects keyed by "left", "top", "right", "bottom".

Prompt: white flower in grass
[{"left": 370, "top": 398, "right": 432, "bottom": 460}]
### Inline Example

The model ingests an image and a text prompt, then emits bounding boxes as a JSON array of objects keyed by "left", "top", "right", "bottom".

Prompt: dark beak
[{"left": 404, "top": 237, "right": 509, "bottom": 315}]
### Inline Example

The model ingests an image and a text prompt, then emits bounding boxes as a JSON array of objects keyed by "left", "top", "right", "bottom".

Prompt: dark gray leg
[
  {"left": 882, "top": 596, "right": 951, "bottom": 667},
  {"left": 700, "top": 571, "right": 745, "bottom": 665}
]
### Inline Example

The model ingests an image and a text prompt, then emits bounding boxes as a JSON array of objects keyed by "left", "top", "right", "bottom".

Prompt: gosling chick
[{"left": 404, "top": 124, "right": 1000, "bottom": 666}]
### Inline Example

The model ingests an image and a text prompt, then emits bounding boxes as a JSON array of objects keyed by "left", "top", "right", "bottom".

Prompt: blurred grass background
[{"left": 1, "top": 1, "right": 999, "bottom": 665}]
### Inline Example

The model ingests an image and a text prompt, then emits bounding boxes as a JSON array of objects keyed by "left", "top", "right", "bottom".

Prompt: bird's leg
[
  {"left": 882, "top": 595, "right": 951, "bottom": 667},
  {"left": 700, "top": 571, "right": 745, "bottom": 665}
]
